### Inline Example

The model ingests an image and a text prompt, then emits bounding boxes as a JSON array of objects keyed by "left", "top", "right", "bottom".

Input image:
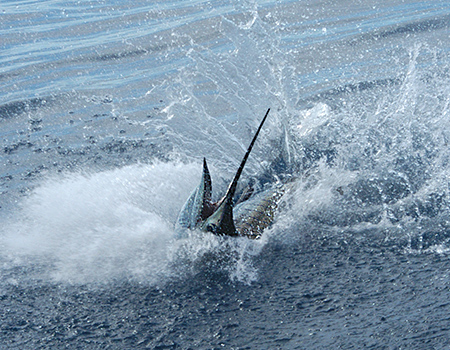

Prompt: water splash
[
  {"left": 1, "top": 161, "right": 266, "bottom": 285},
  {"left": 2, "top": 6, "right": 450, "bottom": 289},
  {"left": 270, "top": 46, "right": 450, "bottom": 253}
]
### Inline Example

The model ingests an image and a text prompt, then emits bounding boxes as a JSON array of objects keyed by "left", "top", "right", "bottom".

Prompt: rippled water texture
[{"left": 2, "top": 0, "right": 450, "bottom": 348}]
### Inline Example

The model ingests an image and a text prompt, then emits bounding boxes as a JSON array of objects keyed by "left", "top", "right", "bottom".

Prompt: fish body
[
  {"left": 175, "top": 108, "right": 287, "bottom": 239},
  {"left": 234, "top": 183, "right": 286, "bottom": 239}
]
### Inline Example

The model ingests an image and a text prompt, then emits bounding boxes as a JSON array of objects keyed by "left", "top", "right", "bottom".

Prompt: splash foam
[{"left": 1, "top": 161, "right": 267, "bottom": 285}]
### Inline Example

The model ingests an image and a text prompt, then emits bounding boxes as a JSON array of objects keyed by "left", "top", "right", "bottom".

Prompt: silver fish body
[
  {"left": 175, "top": 108, "right": 286, "bottom": 239},
  {"left": 234, "top": 183, "right": 286, "bottom": 239}
]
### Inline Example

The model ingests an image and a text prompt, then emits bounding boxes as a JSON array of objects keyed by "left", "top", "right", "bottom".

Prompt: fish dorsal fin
[
  {"left": 200, "top": 158, "right": 215, "bottom": 220},
  {"left": 175, "top": 157, "right": 212, "bottom": 234},
  {"left": 203, "top": 108, "right": 270, "bottom": 236},
  {"left": 199, "top": 158, "right": 213, "bottom": 219}
]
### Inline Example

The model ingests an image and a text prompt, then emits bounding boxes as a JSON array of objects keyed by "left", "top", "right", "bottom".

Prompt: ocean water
[{"left": 2, "top": 0, "right": 450, "bottom": 348}]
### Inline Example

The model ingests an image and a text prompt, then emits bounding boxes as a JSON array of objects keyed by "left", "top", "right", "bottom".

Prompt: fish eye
[{"left": 206, "top": 224, "right": 216, "bottom": 233}]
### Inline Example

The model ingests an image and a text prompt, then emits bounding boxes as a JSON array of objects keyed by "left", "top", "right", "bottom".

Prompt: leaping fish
[{"left": 175, "top": 108, "right": 287, "bottom": 239}]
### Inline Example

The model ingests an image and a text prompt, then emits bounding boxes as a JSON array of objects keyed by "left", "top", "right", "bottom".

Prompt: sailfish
[{"left": 175, "top": 108, "right": 287, "bottom": 239}]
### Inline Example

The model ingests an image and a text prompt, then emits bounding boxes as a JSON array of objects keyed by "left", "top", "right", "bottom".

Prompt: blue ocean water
[{"left": 2, "top": 0, "right": 450, "bottom": 348}]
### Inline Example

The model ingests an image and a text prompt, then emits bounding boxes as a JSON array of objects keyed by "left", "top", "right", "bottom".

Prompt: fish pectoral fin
[{"left": 201, "top": 194, "right": 238, "bottom": 236}]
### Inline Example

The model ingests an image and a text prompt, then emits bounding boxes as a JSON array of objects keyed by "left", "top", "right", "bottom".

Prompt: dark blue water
[{"left": 2, "top": 0, "right": 450, "bottom": 348}]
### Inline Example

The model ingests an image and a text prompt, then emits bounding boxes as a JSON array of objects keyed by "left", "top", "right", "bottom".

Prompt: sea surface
[{"left": 2, "top": 0, "right": 450, "bottom": 348}]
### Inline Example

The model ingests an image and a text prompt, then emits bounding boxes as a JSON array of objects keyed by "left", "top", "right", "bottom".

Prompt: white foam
[{"left": 1, "top": 161, "right": 267, "bottom": 285}]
